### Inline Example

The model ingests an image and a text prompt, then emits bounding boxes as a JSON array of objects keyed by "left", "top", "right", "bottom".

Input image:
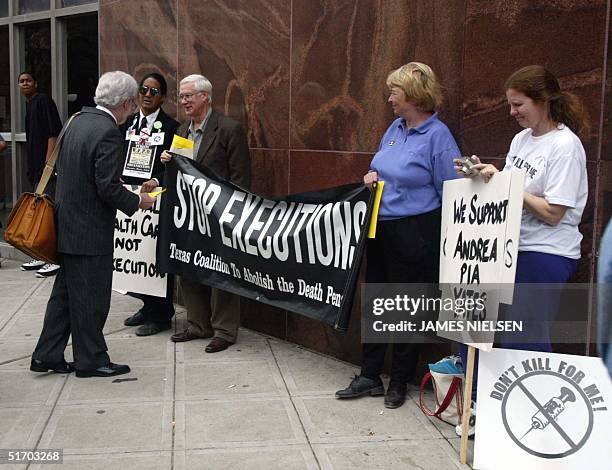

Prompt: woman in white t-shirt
[
  {"left": 453, "top": 66, "right": 590, "bottom": 436},
  {"left": 460, "top": 65, "right": 589, "bottom": 350}
]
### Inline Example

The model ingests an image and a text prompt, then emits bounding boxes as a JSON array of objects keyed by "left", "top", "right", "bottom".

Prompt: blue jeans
[{"left": 460, "top": 251, "right": 577, "bottom": 401}]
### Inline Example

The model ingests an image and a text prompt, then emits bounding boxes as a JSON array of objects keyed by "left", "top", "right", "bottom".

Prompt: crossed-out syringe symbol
[{"left": 520, "top": 387, "right": 577, "bottom": 440}]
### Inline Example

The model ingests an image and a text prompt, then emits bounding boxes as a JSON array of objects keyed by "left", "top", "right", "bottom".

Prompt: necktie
[{"left": 139, "top": 117, "right": 148, "bottom": 133}]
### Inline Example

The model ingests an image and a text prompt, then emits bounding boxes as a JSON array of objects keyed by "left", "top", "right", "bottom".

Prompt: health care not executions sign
[{"left": 157, "top": 156, "right": 373, "bottom": 330}]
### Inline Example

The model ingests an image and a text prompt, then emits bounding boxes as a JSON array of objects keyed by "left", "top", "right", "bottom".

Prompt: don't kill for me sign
[{"left": 474, "top": 348, "right": 612, "bottom": 469}]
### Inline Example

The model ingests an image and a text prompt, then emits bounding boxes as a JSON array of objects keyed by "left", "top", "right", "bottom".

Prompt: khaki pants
[{"left": 180, "top": 277, "right": 240, "bottom": 343}]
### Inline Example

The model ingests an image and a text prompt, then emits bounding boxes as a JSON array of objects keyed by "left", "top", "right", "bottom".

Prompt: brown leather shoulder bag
[{"left": 4, "top": 113, "right": 79, "bottom": 263}]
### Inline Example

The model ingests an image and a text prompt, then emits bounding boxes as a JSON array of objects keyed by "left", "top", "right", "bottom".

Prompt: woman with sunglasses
[{"left": 121, "top": 72, "right": 180, "bottom": 336}]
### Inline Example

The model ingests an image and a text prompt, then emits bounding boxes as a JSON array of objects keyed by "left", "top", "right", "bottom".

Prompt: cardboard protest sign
[
  {"left": 157, "top": 156, "right": 373, "bottom": 330},
  {"left": 438, "top": 170, "right": 524, "bottom": 349},
  {"left": 440, "top": 170, "right": 524, "bottom": 285},
  {"left": 474, "top": 348, "right": 612, "bottom": 469},
  {"left": 112, "top": 185, "right": 167, "bottom": 297}
]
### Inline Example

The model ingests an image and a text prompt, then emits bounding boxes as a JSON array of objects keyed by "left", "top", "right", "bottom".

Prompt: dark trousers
[
  {"left": 361, "top": 208, "right": 441, "bottom": 386},
  {"left": 33, "top": 253, "right": 113, "bottom": 370},
  {"left": 139, "top": 274, "right": 175, "bottom": 324},
  {"left": 459, "top": 251, "right": 578, "bottom": 401}
]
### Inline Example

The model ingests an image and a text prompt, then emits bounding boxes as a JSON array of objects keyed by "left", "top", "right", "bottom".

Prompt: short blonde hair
[{"left": 386, "top": 62, "right": 442, "bottom": 112}]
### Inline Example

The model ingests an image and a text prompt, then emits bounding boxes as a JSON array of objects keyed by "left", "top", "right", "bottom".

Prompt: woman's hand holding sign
[
  {"left": 363, "top": 171, "right": 378, "bottom": 189},
  {"left": 453, "top": 155, "right": 499, "bottom": 183}
]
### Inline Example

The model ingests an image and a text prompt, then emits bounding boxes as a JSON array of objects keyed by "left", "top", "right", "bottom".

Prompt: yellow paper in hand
[
  {"left": 170, "top": 134, "right": 194, "bottom": 159},
  {"left": 148, "top": 188, "right": 167, "bottom": 198},
  {"left": 367, "top": 181, "right": 385, "bottom": 238}
]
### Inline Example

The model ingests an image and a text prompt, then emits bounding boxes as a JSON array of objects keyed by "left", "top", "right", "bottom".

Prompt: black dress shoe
[
  {"left": 30, "top": 359, "right": 75, "bottom": 374},
  {"left": 124, "top": 309, "right": 146, "bottom": 326},
  {"left": 75, "top": 363, "right": 131, "bottom": 378},
  {"left": 335, "top": 375, "right": 385, "bottom": 398},
  {"left": 135, "top": 322, "right": 171, "bottom": 336},
  {"left": 205, "top": 337, "right": 232, "bottom": 353},
  {"left": 384, "top": 384, "right": 407, "bottom": 409}
]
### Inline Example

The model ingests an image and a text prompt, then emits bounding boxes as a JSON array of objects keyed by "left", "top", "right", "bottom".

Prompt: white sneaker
[
  {"left": 455, "top": 406, "right": 476, "bottom": 438},
  {"left": 36, "top": 264, "right": 60, "bottom": 278},
  {"left": 21, "top": 259, "right": 46, "bottom": 271}
]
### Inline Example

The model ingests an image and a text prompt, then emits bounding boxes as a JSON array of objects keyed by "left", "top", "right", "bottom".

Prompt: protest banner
[
  {"left": 474, "top": 348, "right": 612, "bottom": 469},
  {"left": 112, "top": 185, "right": 167, "bottom": 297},
  {"left": 157, "top": 156, "right": 373, "bottom": 330}
]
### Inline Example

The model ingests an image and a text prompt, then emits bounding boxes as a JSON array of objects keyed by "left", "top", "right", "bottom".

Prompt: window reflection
[
  {"left": 61, "top": 0, "right": 96, "bottom": 6},
  {"left": 18, "top": 0, "right": 50, "bottom": 14},
  {"left": 66, "top": 14, "right": 98, "bottom": 115},
  {"left": 22, "top": 22, "right": 52, "bottom": 100},
  {"left": 0, "top": 27, "right": 10, "bottom": 132}
]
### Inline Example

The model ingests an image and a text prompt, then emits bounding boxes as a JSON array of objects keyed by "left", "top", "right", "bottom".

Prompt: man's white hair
[
  {"left": 180, "top": 74, "right": 213, "bottom": 103},
  {"left": 94, "top": 71, "right": 138, "bottom": 108}
]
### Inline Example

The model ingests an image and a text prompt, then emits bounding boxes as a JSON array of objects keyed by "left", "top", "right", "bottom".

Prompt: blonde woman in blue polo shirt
[{"left": 336, "top": 62, "right": 460, "bottom": 409}]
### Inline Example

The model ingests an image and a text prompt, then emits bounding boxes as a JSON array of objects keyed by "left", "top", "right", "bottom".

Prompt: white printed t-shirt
[{"left": 503, "top": 125, "right": 587, "bottom": 259}]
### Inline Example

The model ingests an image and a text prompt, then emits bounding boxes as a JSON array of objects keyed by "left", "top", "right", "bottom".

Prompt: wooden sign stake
[{"left": 460, "top": 345, "right": 476, "bottom": 465}]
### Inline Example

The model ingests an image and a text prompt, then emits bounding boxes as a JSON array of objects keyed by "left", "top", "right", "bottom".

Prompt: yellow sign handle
[{"left": 367, "top": 181, "right": 384, "bottom": 238}]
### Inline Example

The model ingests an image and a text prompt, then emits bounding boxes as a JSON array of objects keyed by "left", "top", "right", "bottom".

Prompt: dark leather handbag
[{"left": 3, "top": 113, "right": 79, "bottom": 263}]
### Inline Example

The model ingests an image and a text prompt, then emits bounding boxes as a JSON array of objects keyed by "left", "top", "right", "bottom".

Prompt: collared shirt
[
  {"left": 370, "top": 113, "right": 460, "bottom": 219},
  {"left": 138, "top": 108, "right": 160, "bottom": 131},
  {"left": 187, "top": 107, "right": 212, "bottom": 156},
  {"left": 96, "top": 105, "right": 117, "bottom": 124}
]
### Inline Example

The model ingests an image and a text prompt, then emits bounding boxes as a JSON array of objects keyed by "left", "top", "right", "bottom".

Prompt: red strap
[
  {"left": 419, "top": 372, "right": 437, "bottom": 416},
  {"left": 419, "top": 372, "right": 462, "bottom": 417},
  {"left": 437, "top": 376, "right": 462, "bottom": 414}
]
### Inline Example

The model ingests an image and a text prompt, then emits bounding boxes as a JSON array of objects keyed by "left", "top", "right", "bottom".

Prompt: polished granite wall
[{"left": 101, "top": 0, "right": 611, "bottom": 364}]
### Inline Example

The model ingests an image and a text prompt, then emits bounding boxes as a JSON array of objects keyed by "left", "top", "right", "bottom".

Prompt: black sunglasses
[{"left": 139, "top": 85, "right": 161, "bottom": 97}]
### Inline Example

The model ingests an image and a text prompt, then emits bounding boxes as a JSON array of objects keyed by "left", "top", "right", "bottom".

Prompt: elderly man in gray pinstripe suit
[{"left": 30, "top": 71, "right": 155, "bottom": 378}]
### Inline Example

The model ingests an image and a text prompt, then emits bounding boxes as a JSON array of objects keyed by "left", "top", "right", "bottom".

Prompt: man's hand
[
  {"left": 139, "top": 193, "right": 156, "bottom": 210},
  {"left": 160, "top": 150, "right": 172, "bottom": 163},
  {"left": 140, "top": 179, "right": 158, "bottom": 193}
]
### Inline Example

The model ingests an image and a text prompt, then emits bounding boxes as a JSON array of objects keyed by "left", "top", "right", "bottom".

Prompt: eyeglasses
[
  {"left": 178, "top": 91, "right": 203, "bottom": 102},
  {"left": 139, "top": 85, "right": 161, "bottom": 97}
]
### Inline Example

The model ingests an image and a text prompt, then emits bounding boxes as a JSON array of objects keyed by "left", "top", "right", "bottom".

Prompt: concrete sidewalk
[{"left": 0, "top": 253, "right": 470, "bottom": 470}]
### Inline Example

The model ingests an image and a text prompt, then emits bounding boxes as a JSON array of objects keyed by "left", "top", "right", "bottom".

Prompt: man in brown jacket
[{"left": 161, "top": 74, "right": 250, "bottom": 353}]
